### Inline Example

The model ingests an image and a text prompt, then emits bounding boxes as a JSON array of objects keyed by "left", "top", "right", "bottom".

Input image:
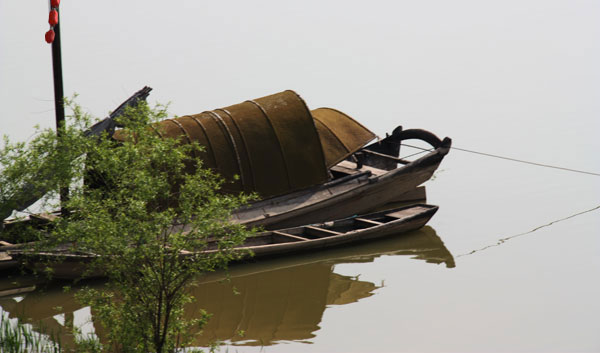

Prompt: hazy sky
[
  {"left": 1, "top": 1, "right": 599, "bottom": 168},
  {"left": 1, "top": 3, "right": 599, "bottom": 351}
]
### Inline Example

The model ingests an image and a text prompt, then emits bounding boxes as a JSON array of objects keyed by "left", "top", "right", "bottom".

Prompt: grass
[{"left": 0, "top": 312, "right": 61, "bottom": 353}]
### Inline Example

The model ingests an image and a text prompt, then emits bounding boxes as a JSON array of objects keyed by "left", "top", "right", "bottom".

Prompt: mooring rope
[
  {"left": 400, "top": 147, "right": 432, "bottom": 159},
  {"left": 456, "top": 204, "right": 600, "bottom": 258},
  {"left": 400, "top": 143, "right": 600, "bottom": 177}
]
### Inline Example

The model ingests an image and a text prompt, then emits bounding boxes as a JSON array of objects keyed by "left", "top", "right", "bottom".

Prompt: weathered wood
[
  {"left": 10, "top": 204, "right": 439, "bottom": 279},
  {"left": 217, "top": 204, "right": 438, "bottom": 260},
  {"left": 0, "top": 285, "right": 36, "bottom": 298},
  {"left": 0, "top": 241, "right": 39, "bottom": 251},
  {"left": 85, "top": 86, "right": 152, "bottom": 137},
  {"left": 6, "top": 125, "right": 449, "bottom": 238},
  {"left": 354, "top": 218, "right": 383, "bottom": 227},
  {"left": 358, "top": 126, "right": 403, "bottom": 170},
  {"left": 332, "top": 161, "right": 386, "bottom": 177},
  {"left": 30, "top": 213, "right": 58, "bottom": 223},
  {"left": 0, "top": 252, "right": 12, "bottom": 261},
  {"left": 305, "top": 226, "right": 342, "bottom": 238},
  {"left": 0, "top": 252, "right": 17, "bottom": 270},
  {"left": 271, "top": 231, "right": 309, "bottom": 242},
  {"left": 394, "top": 186, "right": 427, "bottom": 202},
  {"left": 386, "top": 206, "right": 430, "bottom": 219},
  {"left": 234, "top": 137, "right": 450, "bottom": 230}
]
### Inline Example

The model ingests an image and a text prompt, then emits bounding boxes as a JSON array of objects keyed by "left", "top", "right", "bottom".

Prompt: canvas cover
[
  {"left": 120, "top": 91, "right": 375, "bottom": 198},
  {"left": 311, "top": 108, "right": 376, "bottom": 167}
]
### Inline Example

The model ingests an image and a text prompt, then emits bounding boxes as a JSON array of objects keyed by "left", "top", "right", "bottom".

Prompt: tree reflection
[{"left": 0, "top": 226, "right": 453, "bottom": 348}]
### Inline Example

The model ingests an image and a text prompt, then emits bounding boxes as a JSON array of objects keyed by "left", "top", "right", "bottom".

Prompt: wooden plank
[
  {"left": 0, "top": 252, "right": 12, "bottom": 261},
  {"left": 272, "top": 231, "right": 310, "bottom": 242},
  {"left": 30, "top": 213, "right": 58, "bottom": 222},
  {"left": 333, "top": 161, "right": 386, "bottom": 177},
  {"left": 0, "top": 241, "right": 40, "bottom": 251},
  {"left": 305, "top": 226, "right": 342, "bottom": 238},
  {"left": 0, "top": 285, "right": 36, "bottom": 298},
  {"left": 354, "top": 218, "right": 383, "bottom": 227},
  {"left": 0, "top": 254, "right": 18, "bottom": 271},
  {"left": 385, "top": 206, "right": 429, "bottom": 219}
]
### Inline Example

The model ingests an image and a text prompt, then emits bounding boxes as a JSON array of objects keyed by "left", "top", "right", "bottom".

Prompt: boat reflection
[{"left": 0, "top": 226, "right": 454, "bottom": 347}]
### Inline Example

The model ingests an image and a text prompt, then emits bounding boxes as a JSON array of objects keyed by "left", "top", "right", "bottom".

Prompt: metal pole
[
  {"left": 51, "top": 4, "right": 65, "bottom": 132},
  {"left": 49, "top": 2, "right": 68, "bottom": 214}
]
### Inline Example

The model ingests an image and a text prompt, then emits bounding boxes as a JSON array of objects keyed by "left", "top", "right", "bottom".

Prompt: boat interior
[{"left": 208, "top": 205, "right": 437, "bottom": 250}]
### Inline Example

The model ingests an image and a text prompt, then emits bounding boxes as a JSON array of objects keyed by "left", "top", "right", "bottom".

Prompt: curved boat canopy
[
  {"left": 312, "top": 108, "right": 376, "bottom": 167},
  {"left": 117, "top": 91, "right": 375, "bottom": 198}
]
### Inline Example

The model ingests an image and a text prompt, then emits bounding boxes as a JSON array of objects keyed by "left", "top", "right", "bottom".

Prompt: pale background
[{"left": 1, "top": 1, "right": 599, "bottom": 352}]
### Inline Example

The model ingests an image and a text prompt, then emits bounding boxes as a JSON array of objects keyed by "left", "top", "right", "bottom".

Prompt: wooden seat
[
  {"left": 272, "top": 231, "right": 310, "bottom": 242},
  {"left": 354, "top": 218, "right": 383, "bottom": 227},
  {"left": 386, "top": 206, "right": 427, "bottom": 219},
  {"left": 305, "top": 226, "right": 342, "bottom": 238}
]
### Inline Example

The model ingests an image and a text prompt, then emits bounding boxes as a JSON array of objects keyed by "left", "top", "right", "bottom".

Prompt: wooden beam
[
  {"left": 305, "top": 226, "right": 342, "bottom": 238},
  {"left": 354, "top": 218, "right": 383, "bottom": 227},
  {"left": 272, "top": 231, "right": 309, "bottom": 242}
]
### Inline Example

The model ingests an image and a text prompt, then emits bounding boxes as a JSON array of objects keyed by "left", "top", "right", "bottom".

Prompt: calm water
[
  {"left": 1, "top": 227, "right": 454, "bottom": 348},
  {"left": 1, "top": 1, "right": 599, "bottom": 351}
]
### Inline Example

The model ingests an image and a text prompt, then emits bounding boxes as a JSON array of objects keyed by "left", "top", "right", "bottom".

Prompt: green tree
[{"left": 1, "top": 100, "right": 254, "bottom": 352}]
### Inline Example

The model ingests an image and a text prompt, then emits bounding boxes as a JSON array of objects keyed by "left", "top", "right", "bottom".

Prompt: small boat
[
  {"left": 222, "top": 203, "right": 439, "bottom": 259},
  {"left": 9, "top": 204, "right": 438, "bottom": 279}
]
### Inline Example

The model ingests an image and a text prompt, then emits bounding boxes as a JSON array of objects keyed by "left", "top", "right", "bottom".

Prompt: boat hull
[
  {"left": 233, "top": 140, "right": 449, "bottom": 230},
  {"left": 244, "top": 205, "right": 438, "bottom": 259},
  {"left": 10, "top": 204, "right": 438, "bottom": 279}
]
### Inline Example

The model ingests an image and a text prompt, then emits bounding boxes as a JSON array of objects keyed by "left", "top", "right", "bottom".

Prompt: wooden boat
[
  {"left": 2, "top": 89, "right": 449, "bottom": 234},
  {"left": 143, "top": 90, "right": 451, "bottom": 229},
  {"left": 230, "top": 130, "right": 450, "bottom": 229},
  {"left": 2, "top": 125, "right": 447, "bottom": 235},
  {"left": 9, "top": 204, "right": 438, "bottom": 279},
  {"left": 216, "top": 203, "right": 438, "bottom": 258}
]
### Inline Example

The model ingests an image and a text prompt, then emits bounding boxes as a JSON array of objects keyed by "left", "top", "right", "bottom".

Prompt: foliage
[
  {"left": 0, "top": 310, "right": 112, "bottom": 353},
  {"left": 0, "top": 314, "right": 61, "bottom": 353},
  {"left": 0, "top": 100, "right": 255, "bottom": 352},
  {"left": 0, "top": 99, "right": 92, "bottom": 223}
]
